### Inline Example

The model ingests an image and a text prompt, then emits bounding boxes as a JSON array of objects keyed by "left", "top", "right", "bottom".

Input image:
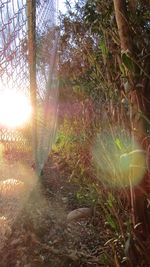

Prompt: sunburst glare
[{"left": 0, "top": 90, "right": 32, "bottom": 128}]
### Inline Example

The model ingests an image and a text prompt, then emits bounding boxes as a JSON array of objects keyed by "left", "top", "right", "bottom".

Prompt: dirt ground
[{"left": 0, "top": 152, "right": 109, "bottom": 267}]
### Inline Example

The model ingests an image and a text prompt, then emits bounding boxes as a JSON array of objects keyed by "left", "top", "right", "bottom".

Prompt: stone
[{"left": 67, "top": 208, "right": 93, "bottom": 222}]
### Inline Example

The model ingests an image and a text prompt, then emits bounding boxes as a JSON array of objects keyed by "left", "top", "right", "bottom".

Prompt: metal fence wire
[{"left": 0, "top": 0, "right": 58, "bottom": 174}]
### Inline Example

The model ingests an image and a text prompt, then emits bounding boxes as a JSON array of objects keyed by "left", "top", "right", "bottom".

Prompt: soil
[{"left": 0, "top": 152, "right": 110, "bottom": 267}]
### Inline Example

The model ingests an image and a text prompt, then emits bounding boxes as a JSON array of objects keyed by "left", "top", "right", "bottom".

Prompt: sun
[{"left": 0, "top": 90, "right": 32, "bottom": 128}]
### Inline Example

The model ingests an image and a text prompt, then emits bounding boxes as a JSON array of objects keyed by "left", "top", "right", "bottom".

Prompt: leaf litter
[{"left": 0, "top": 152, "right": 110, "bottom": 267}]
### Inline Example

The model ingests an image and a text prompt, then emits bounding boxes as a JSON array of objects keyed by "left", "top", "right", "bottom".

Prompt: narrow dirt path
[{"left": 0, "top": 153, "right": 108, "bottom": 267}]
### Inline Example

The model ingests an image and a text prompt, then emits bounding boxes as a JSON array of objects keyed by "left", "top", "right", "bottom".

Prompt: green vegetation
[{"left": 54, "top": 0, "right": 150, "bottom": 265}]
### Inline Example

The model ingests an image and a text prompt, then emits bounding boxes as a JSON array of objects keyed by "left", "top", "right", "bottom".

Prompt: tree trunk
[
  {"left": 113, "top": 0, "right": 132, "bottom": 52},
  {"left": 113, "top": 0, "right": 150, "bottom": 237}
]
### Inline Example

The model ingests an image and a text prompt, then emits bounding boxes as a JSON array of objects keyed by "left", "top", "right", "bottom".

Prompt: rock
[{"left": 67, "top": 208, "right": 93, "bottom": 222}]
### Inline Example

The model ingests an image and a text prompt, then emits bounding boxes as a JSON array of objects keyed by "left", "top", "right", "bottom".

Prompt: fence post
[{"left": 27, "top": 0, "right": 38, "bottom": 172}]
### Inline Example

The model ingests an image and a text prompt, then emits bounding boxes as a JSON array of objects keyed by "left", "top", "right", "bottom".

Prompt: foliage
[{"left": 57, "top": 0, "right": 150, "bottom": 265}]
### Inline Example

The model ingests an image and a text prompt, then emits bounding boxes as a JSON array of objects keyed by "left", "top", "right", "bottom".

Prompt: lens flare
[{"left": 93, "top": 128, "right": 146, "bottom": 188}]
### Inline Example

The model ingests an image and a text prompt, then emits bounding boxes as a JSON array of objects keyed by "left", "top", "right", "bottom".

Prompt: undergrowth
[{"left": 52, "top": 110, "right": 140, "bottom": 266}]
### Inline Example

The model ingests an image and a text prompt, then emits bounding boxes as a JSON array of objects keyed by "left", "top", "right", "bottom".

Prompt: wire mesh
[
  {"left": 0, "top": 0, "right": 58, "bottom": 173},
  {"left": 35, "top": 0, "right": 58, "bottom": 173},
  {"left": 0, "top": 0, "right": 29, "bottom": 95},
  {"left": 0, "top": 0, "right": 58, "bottom": 251}
]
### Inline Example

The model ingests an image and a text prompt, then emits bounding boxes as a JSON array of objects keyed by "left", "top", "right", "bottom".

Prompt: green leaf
[
  {"left": 115, "top": 138, "right": 122, "bottom": 150},
  {"left": 121, "top": 52, "right": 134, "bottom": 72},
  {"left": 106, "top": 215, "right": 117, "bottom": 230},
  {"left": 106, "top": 193, "right": 115, "bottom": 207},
  {"left": 120, "top": 65, "right": 125, "bottom": 76},
  {"left": 106, "top": 198, "right": 113, "bottom": 208},
  {"left": 100, "top": 38, "right": 108, "bottom": 58},
  {"left": 76, "top": 190, "right": 83, "bottom": 204}
]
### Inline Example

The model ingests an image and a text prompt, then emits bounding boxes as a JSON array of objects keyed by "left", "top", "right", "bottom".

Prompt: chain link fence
[{"left": 0, "top": 0, "right": 59, "bottom": 174}]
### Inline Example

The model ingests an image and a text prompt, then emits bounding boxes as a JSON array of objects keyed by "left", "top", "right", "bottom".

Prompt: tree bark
[
  {"left": 128, "top": 0, "right": 137, "bottom": 13},
  {"left": 113, "top": 0, "right": 132, "bottom": 52},
  {"left": 113, "top": 0, "right": 150, "bottom": 237}
]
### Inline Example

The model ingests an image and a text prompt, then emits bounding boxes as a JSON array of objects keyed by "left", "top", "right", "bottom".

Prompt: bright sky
[
  {"left": 59, "top": 1, "right": 67, "bottom": 13},
  {"left": 58, "top": 0, "right": 74, "bottom": 14}
]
